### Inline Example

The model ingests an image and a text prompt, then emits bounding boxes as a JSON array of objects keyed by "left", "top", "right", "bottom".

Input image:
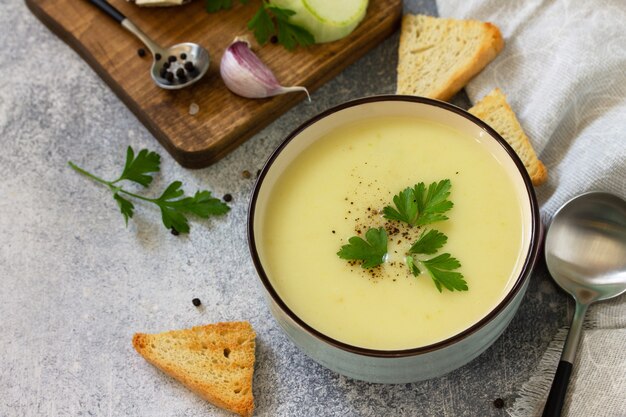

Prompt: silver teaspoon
[
  {"left": 86, "top": 0, "right": 209, "bottom": 90},
  {"left": 542, "top": 191, "right": 626, "bottom": 417}
]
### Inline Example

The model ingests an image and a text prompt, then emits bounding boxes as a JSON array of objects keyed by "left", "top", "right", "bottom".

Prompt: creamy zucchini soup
[{"left": 259, "top": 116, "right": 525, "bottom": 350}]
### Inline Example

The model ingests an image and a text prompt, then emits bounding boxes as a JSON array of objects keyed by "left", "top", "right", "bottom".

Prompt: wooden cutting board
[{"left": 26, "top": 0, "right": 402, "bottom": 168}]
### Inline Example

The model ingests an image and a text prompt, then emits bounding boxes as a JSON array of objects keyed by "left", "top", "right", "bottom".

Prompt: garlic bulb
[{"left": 220, "top": 37, "right": 310, "bottom": 100}]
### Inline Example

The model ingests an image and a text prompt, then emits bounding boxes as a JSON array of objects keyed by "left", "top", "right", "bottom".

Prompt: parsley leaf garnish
[
  {"left": 205, "top": 0, "right": 232, "bottom": 12},
  {"left": 68, "top": 146, "right": 229, "bottom": 234},
  {"left": 383, "top": 180, "right": 453, "bottom": 226},
  {"left": 228, "top": 2, "right": 314, "bottom": 50},
  {"left": 382, "top": 187, "right": 417, "bottom": 226},
  {"left": 155, "top": 182, "right": 230, "bottom": 234},
  {"left": 247, "top": 4, "right": 275, "bottom": 45},
  {"left": 116, "top": 146, "right": 160, "bottom": 187},
  {"left": 408, "top": 229, "right": 448, "bottom": 255},
  {"left": 414, "top": 180, "right": 454, "bottom": 225},
  {"left": 113, "top": 193, "right": 134, "bottom": 226},
  {"left": 407, "top": 229, "right": 467, "bottom": 292},
  {"left": 207, "top": 1, "right": 314, "bottom": 50},
  {"left": 268, "top": 5, "right": 314, "bottom": 50},
  {"left": 421, "top": 254, "right": 468, "bottom": 292},
  {"left": 337, "top": 227, "right": 388, "bottom": 269}
]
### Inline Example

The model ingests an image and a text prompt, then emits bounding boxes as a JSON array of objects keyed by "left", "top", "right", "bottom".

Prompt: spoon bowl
[
  {"left": 150, "top": 42, "right": 210, "bottom": 90},
  {"left": 542, "top": 191, "right": 626, "bottom": 416},
  {"left": 88, "top": 0, "right": 209, "bottom": 90},
  {"left": 546, "top": 192, "right": 626, "bottom": 303}
]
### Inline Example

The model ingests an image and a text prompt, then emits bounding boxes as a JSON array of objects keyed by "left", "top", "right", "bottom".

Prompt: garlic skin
[{"left": 220, "top": 37, "right": 310, "bottom": 100}]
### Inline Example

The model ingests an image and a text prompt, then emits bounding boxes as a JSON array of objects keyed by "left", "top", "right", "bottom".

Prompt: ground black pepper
[
  {"left": 137, "top": 48, "right": 146, "bottom": 57},
  {"left": 493, "top": 398, "right": 505, "bottom": 409},
  {"left": 242, "top": 170, "right": 252, "bottom": 179},
  {"left": 170, "top": 227, "right": 179, "bottom": 235},
  {"left": 192, "top": 298, "right": 201, "bottom": 307},
  {"left": 270, "top": 35, "right": 278, "bottom": 44},
  {"left": 223, "top": 194, "right": 233, "bottom": 202}
]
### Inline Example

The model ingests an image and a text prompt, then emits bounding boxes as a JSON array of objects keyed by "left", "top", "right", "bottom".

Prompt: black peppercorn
[
  {"left": 137, "top": 48, "right": 146, "bottom": 57},
  {"left": 270, "top": 35, "right": 278, "bottom": 44},
  {"left": 160, "top": 67, "right": 168, "bottom": 78},
  {"left": 176, "top": 68, "right": 186, "bottom": 78},
  {"left": 155, "top": 53, "right": 162, "bottom": 61},
  {"left": 180, "top": 53, "right": 187, "bottom": 60},
  {"left": 166, "top": 72, "right": 175, "bottom": 82},
  {"left": 168, "top": 55, "right": 177, "bottom": 63},
  {"left": 184, "top": 61, "right": 195, "bottom": 72},
  {"left": 192, "top": 298, "right": 201, "bottom": 307},
  {"left": 223, "top": 194, "right": 233, "bottom": 202},
  {"left": 493, "top": 398, "right": 505, "bottom": 409},
  {"left": 163, "top": 62, "right": 170, "bottom": 69}
]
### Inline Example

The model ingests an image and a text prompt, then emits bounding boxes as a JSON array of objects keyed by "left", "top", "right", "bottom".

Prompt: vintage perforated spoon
[
  {"left": 86, "top": 0, "right": 209, "bottom": 90},
  {"left": 542, "top": 191, "right": 626, "bottom": 417}
]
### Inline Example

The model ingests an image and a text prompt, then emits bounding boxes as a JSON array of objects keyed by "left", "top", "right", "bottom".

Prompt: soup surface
[{"left": 259, "top": 116, "right": 525, "bottom": 350}]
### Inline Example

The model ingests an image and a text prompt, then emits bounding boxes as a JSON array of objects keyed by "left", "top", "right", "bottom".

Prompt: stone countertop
[{"left": 0, "top": 1, "right": 568, "bottom": 416}]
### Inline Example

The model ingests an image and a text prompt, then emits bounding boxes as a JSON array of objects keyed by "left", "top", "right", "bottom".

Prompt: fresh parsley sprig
[
  {"left": 406, "top": 229, "right": 467, "bottom": 292},
  {"left": 337, "top": 179, "right": 468, "bottom": 292},
  {"left": 206, "top": 0, "right": 314, "bottom": 50},
  {"left": 257, "top": 4, "right": 314, "bottom": 50},
  {"left": 68, "top": 146, "right": 229, "bottom": 234},
  {"left": 337, "top": 227, "right": 388, "bottom": 269},
  {"left": 383, "top": 180, "right": 453, "bottom": 227}
]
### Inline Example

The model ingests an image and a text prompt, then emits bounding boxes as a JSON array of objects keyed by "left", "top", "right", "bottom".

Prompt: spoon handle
[
  {"left": 85, "top": 0, "right": 163, "bottom": 56},
  {"left": 87, "top": 0, "right": 125, "bottom": 24},
  {"left": 541, "top": 301, "right": 588, "bottom": 417}
]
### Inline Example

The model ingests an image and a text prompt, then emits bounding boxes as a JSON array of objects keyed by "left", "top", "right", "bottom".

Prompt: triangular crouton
[
  {"left": 469, "top": 88, "right": 547, "bottom": 186},
  {"left": 133, "top": 322, "right": 256, "bottom": 417},
  {"left": 397, "top": 14, "right": 504, "bottom": 101}
]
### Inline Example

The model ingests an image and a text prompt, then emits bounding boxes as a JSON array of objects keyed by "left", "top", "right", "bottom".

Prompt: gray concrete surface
[{"left": 0, "top": 1, "right": 568, "bottom": 416}]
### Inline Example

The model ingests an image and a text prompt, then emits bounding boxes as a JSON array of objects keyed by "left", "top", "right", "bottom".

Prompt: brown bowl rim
[{"left": 247, "top": 95, "right": 541, "bottom": 358}]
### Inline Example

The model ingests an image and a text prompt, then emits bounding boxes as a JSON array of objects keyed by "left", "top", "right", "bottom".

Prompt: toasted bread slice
[
  {"left": 469, "top": 88, "right": 547, "bottom": 186},
  {"left": 133, "top": 322, "right": 256, "bottom": 417},
  {"left": 397, "top": 14, "right": 504, "bottom": 101}
]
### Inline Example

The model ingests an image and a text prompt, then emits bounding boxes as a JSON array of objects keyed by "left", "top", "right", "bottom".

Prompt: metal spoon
[
  {"left": 86, "top": 0, "right": 209, "bottom": 90},
  {"left": 542, "top": 191, "right": 626, "bottom": 417}
]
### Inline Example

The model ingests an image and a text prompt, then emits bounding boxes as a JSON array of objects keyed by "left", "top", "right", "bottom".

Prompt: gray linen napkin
[{"left": 434, "top": 1, "right": 626, "bottom": 416}]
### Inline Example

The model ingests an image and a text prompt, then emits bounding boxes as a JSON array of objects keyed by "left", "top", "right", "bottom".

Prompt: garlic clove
[{"left": 220, "top": 37, "right": 310, "bottom": 101}]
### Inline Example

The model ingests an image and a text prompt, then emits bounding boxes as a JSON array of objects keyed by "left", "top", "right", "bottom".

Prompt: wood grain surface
[{"left": 25, "top": 0, "right": 402, "bottom": 168}]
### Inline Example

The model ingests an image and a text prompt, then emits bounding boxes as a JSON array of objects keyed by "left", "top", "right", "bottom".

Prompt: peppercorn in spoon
[{"left": 86, "top": 0, "right": 209, "bottom": 90}]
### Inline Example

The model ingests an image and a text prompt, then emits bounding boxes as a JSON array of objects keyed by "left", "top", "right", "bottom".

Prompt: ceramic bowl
[{"left": 248, "top": 96, "right": 541, "bottom": 383}]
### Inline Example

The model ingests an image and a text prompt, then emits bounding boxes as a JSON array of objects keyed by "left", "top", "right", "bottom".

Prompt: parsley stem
[
  {"left": 116, "top": 189, "right": 156, "bottom": 203},
  {"left": 68, "top": 161, "right": 156, "bottom": 203},
  {"left": 68, "top": 162, "right": 112, "bottom": 187}
]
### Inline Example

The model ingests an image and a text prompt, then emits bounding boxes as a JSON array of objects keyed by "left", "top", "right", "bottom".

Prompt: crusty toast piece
[
  {"left": 133, "top": 322, "right": 256, "bottom": 417},
  {"left": 469, "top": 88, "right": 548, "bottom": 186},
  {"left": 397, "top": 14, "right": 504, "bottom": 101}
]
